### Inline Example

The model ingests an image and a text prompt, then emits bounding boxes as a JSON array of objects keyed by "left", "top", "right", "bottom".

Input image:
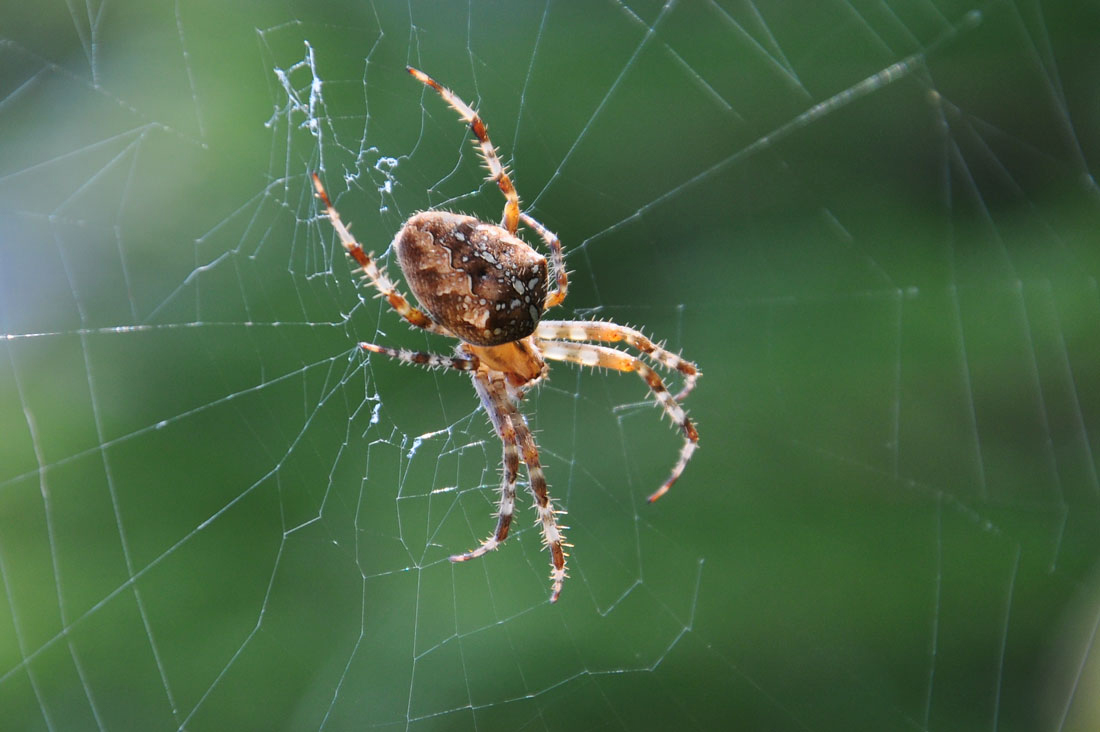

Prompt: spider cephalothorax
[{"left": 312, "top": 66, "right": 700, "bottom": 603}]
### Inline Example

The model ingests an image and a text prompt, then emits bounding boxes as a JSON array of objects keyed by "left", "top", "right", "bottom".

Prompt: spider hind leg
[
  {"left": 407, "top": 67, "right": 521, "bottom": 235},
  {"left": 312, "top": 173, "right": 450, "bottom": 337}
]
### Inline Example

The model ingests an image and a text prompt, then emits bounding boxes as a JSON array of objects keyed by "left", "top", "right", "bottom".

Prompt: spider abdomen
[{"left": 394, "top": 211, "right": 548, "bottom": 346}]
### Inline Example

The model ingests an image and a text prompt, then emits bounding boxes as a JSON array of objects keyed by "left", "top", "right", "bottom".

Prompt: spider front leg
[
  {"left": 312, "top": 173, "right": 450, "bottom": 337},
  {"left": 450, "top": 370, "right": 520, "bottom": 562},
  {"left": 539, "top": 340, "right": 699, "bottom": 502},
  {"left": 455, "top": 369, "right": 568, "bottom": 603},
  {"left": 500, "top": 380, "right": 569, "bottom": 602}
]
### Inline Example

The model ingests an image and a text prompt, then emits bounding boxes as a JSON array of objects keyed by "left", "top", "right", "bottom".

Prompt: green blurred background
[{"left": 2, "top": 0, "right": 1100, "bottom": 730}]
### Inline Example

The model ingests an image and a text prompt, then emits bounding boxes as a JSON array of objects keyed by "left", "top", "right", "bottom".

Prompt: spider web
[{"left": 2, "top": 0, "right": 1099, "bottom": 729}]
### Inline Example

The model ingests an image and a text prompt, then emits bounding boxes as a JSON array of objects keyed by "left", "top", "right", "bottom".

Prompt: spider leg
[
  {"left": 519, "top": 213, "right": 568, "bottom": 309},
  {"left": 407, "top": 67, "right": 521, "bottom": 235},
  {"left": 536, "top": 320, "right": 700, "bottom": 400},
  {"left": 450, "top": 370, "right": 519, "bottom": 562},
  {"left": 454, "top": 368, "right": 568, "bottom": 602},
  {"left": 312, "top": 174, "right": 450, "bottom": 337},
  {"left": 538, "top": 340, "right": 699, "bottom": 503},
  {"left": 498, "top": 378, "right": 569, "bottom": 603},
  {"left": 358, "top": 342, "right": 479, "bottom": 372}
]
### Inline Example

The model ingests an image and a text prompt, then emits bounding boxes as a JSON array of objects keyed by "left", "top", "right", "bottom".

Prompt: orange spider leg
[
  {"left": 536, "top": 320, "right": 700, "bottom": 400},
  {"left": 453, "top": 369, "right": 568, "bottom": 602},
  {"left": 538, "top": 340, "right": 699, "bottom": 503},
  {"left": 519, "top": 213, "right": 568, "bottom": 309},
  {"left": 312, "top": 174, "right": 450, "bottom": 336},
  {"left": 496, "top": 377, "right": 569, "bottom": 602},
  {"left": 408, "top": 66, "right": 521, "bottom": 234},
  {"left": 450, "top": 369, "right": 520, "bottom": 563}
]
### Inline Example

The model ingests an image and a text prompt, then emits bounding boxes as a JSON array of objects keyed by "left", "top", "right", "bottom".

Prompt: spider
[{"left": 311, "top": 66, "right": 700, "bottom": 603}]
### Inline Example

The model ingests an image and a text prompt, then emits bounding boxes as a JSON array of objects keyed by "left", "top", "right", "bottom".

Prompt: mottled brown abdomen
[{"left": 393, "top": 211, "right": 548, "bottom": 346}]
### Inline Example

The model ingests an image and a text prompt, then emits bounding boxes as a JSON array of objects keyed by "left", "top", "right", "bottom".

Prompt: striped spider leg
[
  {"left": 537, "top": 320, "right": 700, "bottom": 401},
  {"left": 476, "top": 370, "right": 568, "bottom": 602},
  {"left": 459, "top": 369, "right": 520, "bottom": 563},
  {"left": 534, "top": 332, "right": 700, "bottom": 503},
  {"left": 312, "top": 173, "right": 451, "bottom": 338},
  {"left": 408, "top": 67, "right": 568, "bottom": 310},
  {"left": 358, "top": 341, "right": 569, "bottom": 602},
  {"left": 520, "top": 213, "right": 568, "bottom": 309},
  {"left": 407, "top": 66, "right": 521, "bottom": 234}
]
